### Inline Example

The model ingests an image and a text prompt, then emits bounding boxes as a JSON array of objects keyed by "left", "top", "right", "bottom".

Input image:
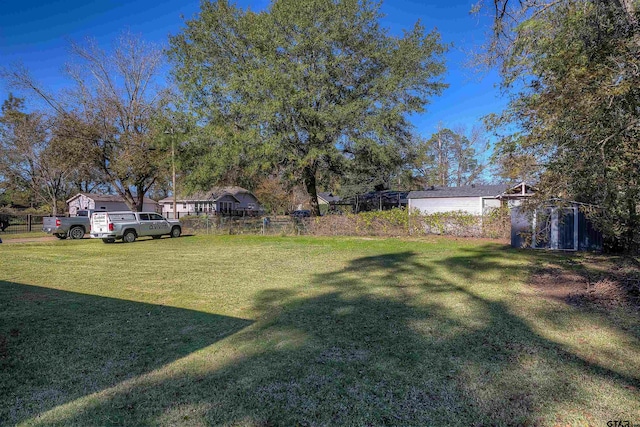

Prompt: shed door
[
  {"left": 531, "top": 207, "right": 579, "bottom": 251},
  {"left": 558, "top": 208, "right": 577, "bottom": 250}
]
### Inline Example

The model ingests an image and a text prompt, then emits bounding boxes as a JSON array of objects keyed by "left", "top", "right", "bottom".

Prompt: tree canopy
[
  {"left": 2, "top": 34, "right": 172, "bottom": 212},
  {"left": 413, "top": 127, "right": 486, "bottom": 188},
  {"left": 0, "top": 95, "right": 88, "bottom": 215},
  {"left": 168, "top": 0, "right": 447, "bottom": 215},
  {"left": 478, "top": 0, "right": 640, "bottom": 251}
]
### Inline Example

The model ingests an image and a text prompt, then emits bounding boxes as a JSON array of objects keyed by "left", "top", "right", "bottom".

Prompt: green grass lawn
[
  {"left": 1, "top": 235, "right": 639, "bottom": 426},
  {"left": 0, "top": 231, "right": 49, "bottom": 240}
]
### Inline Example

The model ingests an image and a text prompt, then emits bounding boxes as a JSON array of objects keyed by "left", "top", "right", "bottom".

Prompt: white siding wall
[
  {"left": 161, "top": 197, "right": 244, "bottom": 217},
  {"left": 162, "top": 202, "right": 195, "bottom": 218},
  {"left": 409, "top": 197, "right": 484, "bottom": 215},
  {"left": 69, "top": 194, "right": 104, "bottom": 215},
  {"left": 482, "top": 198, "right": 501, "bottom": 210},
  {"left": 161, "top": 193, "right": 262, "bottom": 217}
]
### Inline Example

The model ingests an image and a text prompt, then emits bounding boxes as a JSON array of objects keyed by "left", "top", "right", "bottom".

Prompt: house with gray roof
[
  {"left": 407, "top": 184, "right": 510, "bottom": 215},
  {"left": 317, "top": 192, "right": 341, "bottom": 205},
  {"left": 159, "top": 186, "right": 263, "bottom": 218},
  {"left": 317, "top": 192, "right": 343, "bottom": 214}
]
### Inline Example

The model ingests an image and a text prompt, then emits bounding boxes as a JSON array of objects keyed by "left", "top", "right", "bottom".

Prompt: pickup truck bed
[{"left": 42, "top": 216, "right": 90, "bottom": 239}]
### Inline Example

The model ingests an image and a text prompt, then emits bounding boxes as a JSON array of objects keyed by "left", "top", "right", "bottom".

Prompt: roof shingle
[
  {"left": 67, "top": 193, "right": 158, "bottom": 204},
  {"left": 407, "top": 185, "right": 509, "bottom": 199},
  {"left": 158, "top": 186, "right": 254, "bottom": 203}
]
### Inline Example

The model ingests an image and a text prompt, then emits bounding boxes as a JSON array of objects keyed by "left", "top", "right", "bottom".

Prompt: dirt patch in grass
[
  {"left": 530, "top": 255, "right": 640, "bottom": 310},
  {"left": 529, "top": 265, "right": 589, "bottom": 303}
]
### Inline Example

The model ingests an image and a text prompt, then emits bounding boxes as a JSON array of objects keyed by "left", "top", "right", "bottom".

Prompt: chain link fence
[
  {"left": 0, "top": 210, "right": 509, "bottom": 239},
  {"left": 178, "top": 209, "right": 511, "bottom": 240},
  {"left": 179, "top": 215, "right": 310, "bottom": 236}
]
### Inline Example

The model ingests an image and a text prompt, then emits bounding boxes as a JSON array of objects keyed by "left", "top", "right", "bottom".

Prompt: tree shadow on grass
[
  {"left": 0, "top": 281, "right": 253, "bottom": 425},
  {"left": 429, "top": 247, "right": 640, "bottom": 420},
  {"left": 12, "top": 247, "right": 640, "bottom": 426}
]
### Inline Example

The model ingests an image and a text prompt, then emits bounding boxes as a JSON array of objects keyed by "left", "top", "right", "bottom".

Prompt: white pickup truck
[{"left": 90, "top": 211, "right": 181, "bottom": 243}]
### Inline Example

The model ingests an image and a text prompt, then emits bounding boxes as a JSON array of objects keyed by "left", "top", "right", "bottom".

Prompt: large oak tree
[{"left": 168, "top": 0, "right": 447, "bottom": 215}]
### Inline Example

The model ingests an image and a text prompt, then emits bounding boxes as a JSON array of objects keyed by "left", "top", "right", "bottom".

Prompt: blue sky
[{"left": 0, "top": 0, "right": 506, "bottom": 139}]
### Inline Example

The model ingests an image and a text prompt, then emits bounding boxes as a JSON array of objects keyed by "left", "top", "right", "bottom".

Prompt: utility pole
[
  {"left": 165, "top": 127, "right": 178, "bottom": 219},
  {"left": 172, "top": 136, "right": 177, "bottom": 219}
]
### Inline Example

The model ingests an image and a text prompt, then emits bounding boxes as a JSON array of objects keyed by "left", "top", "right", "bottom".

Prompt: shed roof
[
  {"left": 498, "top": 182, "right": 536, "bottom": 199},
  {"left": 407, "top": 184, "right": 509, "bottom": 200}
]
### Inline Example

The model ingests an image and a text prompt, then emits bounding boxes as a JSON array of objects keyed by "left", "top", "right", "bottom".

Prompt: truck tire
[
  {"left": 55, "top": 234, "right": 67, "bottom": 240},
  {"left": 69, "top": 226, "right": 85, "bottom": 240},
  {"left": 170, "top": 226, "right": 181, "bottom": 238},
  {"left": 123, "top": 230, "right": 137, "bottom": 243},
  {"left": 102, "top": 238, "right": 115, "bottom": 243}
]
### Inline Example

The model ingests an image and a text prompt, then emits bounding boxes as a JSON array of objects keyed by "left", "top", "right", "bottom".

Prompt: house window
[{"left": 183, "top": 203, "right": 187, "bottom": 209}]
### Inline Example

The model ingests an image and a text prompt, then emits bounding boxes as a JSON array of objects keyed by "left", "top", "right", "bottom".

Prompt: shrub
[
  {"left": 307, "top": 209, "right": 409, "bottom": 237},
  {"left": 481, "top": 206, "right": 511, "bottom": 240},
  {"left": 180, "top": 208, "right": 511, "bottom": 239},
  {"left": 408, "top": 210, "right": 480, "bottom": 237}
]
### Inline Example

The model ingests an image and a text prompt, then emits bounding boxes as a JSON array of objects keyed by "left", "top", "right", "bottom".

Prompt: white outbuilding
[
  {"left": 66, "top": 193, "right": 159, "bottom": 216},
  {"left": 407, "top": 184, "right": 509, "bottom": 216}
]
